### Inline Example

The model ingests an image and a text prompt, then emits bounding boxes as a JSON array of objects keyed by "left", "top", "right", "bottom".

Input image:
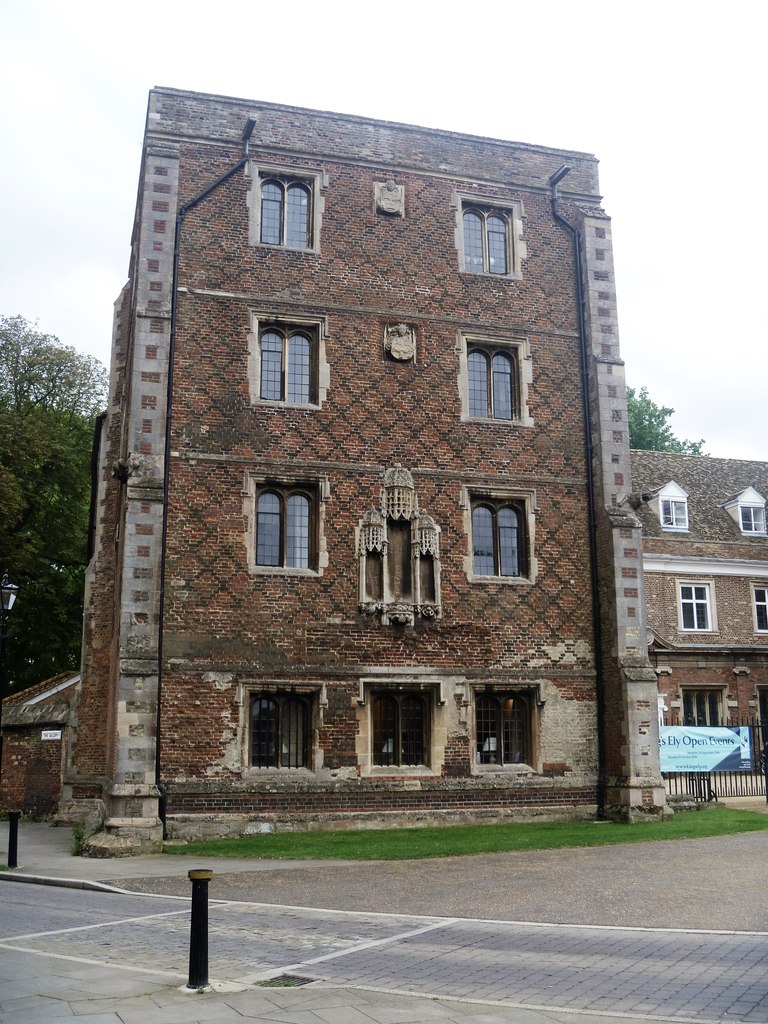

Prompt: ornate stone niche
[
  {"left": 384, "top": 322, "right": 416, "bottom": 362},
  {"left": 374, "top": 179, "right": 405, "bottom": 216},
  {"left": 358, "top": 465, "right": 442, "bottom": 625}
]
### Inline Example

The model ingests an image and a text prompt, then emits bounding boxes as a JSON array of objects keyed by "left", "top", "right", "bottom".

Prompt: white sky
[{"left": 1, "top": 0, "right": 764, "bottom": 460}]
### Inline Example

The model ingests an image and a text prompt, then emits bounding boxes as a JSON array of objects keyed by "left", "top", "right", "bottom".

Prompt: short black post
[
  {"left": 7, "top": 811, "right": 20, "bottom": 869},
  {"left": 763, "top": 743, "right": 768, "bottom": 806},
  {"left": 187, "top": 869, "right": 213, "bottom": 989}
]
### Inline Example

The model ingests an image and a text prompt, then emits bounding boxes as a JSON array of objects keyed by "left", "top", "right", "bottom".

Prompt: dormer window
[
  {"left": 652, "top": 481, "right": 689, "bottom": 531},
  {"left": 721, "top": 487, "right": 767, "bottom": 536}
]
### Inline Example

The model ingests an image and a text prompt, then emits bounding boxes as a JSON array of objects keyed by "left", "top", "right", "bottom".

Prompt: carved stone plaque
[
  {"left": 384, "top": 323, "right": 416, "bottom": 362},
  {"left": 374, "top": 179, "right": 405, "bottom": 216}
]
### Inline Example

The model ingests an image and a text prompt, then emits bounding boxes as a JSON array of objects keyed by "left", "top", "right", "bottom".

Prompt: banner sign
[{"left": 659, "top": 726, "right": 752, "bottom": 772}]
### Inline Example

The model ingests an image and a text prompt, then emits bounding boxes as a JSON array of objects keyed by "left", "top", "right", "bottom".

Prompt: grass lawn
[{"left": 164, "top": 806, "right": 768, "bottom": 861}]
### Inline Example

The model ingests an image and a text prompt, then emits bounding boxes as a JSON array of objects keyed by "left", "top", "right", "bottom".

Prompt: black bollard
[
  {"left": 7, "top": 811, "right": 20, "bottom": 869},
  {"left": 187, "top": 869, "right": 213, "bottom": 989}
]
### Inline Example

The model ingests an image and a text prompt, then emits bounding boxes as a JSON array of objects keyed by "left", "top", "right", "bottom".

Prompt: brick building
[
  {"left": 60, "top": 88, "right": 665, "bottom": 853},
  {"left": 631, "top": 451, "right": 768, "bottom": 727},
  {"left": 1, "top": 673, "right": 78, "bottom": 818}
]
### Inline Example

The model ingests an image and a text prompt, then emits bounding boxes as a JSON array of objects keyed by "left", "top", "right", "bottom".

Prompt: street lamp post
[{"left": 0, "top": 569, "right": 20, "bottom": 790}]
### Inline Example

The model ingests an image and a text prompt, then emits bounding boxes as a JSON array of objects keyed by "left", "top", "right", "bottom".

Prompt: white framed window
[
  {"left": 754, "top": 586, "right": 768, "bottom": 633},
  {"left": 455, "top": 193, "right": 526, "bottom": 279},
  {"left": 662, "top": 498, "right": 688, "bottom": 530},
  {"left": 678, "top": 580, "right": 715, "bottom": 632},
  {"left": 721, "top": 487, "right": 767, "bottom": 536},
  {"left": 651, "top": 481, "right": 689, "bottom": 531},
  {"left": 741, "top": 505, "right": 767, "bottom": 534},
  {"left": 458, "top": 333, "right": 533, "bottom": 426}
]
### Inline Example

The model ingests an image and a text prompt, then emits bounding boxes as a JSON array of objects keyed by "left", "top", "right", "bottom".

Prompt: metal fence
[{"left": 662, "top": 718, "right": 768, "bottom": 803}]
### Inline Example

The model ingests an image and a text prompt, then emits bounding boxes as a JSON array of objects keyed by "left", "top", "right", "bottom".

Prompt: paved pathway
[{"left": 2, "top": 817, "right": 768, "bottom": 1022}]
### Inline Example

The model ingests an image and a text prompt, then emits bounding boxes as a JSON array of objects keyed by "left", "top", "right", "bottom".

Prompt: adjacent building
[
  {"left": 60, "top": 88, "right": 665, "bottom": 853},
  {"left": 631, "top": 451, "right": 768, "bottom": 729}
]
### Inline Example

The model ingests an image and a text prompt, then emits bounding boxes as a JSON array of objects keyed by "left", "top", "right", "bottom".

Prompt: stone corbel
[{"left": 112, "top": 453, "right": 143, "bottom": 482}]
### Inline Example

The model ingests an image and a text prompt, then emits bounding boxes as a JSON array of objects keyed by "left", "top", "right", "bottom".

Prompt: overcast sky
[{"left": 1, "top": 0, "right": 764, "bottom": 461}]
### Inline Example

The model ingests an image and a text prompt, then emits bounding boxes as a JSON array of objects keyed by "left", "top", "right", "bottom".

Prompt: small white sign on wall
[{"left": 41, "top": 729, "right": 62, "bottom": 741}]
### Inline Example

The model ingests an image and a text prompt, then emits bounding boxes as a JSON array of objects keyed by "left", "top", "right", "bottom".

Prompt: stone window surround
[
  {"left": 470, "top": 683, "right": 541, "bottom": 775},
  {"left": 460, "top": 484, "right": 537, "bottom": 585},
  {"left": 355, "top": 675, "right": 448, "bottom": 777},
  {"left": 679, "top": 686, "right": 726, "bottom": 727},
  {"left": 247, "top": 310, "right": 330, "bottom": 408},
  {"left": 676, "top": 577, "right": 717, "bottom": 633},
  {"left": 457, "top": 331, "right": 533, "bottom": 426},
  {"left": 246, "top": 161, "right": 326, "bottom": 253},
  {"left": 235, "top": 680, "right": 327, "bottom": 777},
  {"left": 453, "top": 190, "right": 526, "bottom": 279},
  {"left": 242, "top": 470, "right": 330, "bottom": 576}
]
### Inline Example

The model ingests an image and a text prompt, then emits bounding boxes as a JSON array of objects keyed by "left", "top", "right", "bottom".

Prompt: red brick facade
[
  {"left": 61, "top": 90, "right": 665, "bottom": 852},
  {"left": 631, "top": 451, "right": 768, "bottom": 728}
]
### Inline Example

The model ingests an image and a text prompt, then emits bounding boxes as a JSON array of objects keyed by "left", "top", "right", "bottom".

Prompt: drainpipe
[
  {"left": 155, "top": 118, "right": 256, "bottom": 839},
  {"left": 548, "top": 164, "right": 607, "bottom": 819}
]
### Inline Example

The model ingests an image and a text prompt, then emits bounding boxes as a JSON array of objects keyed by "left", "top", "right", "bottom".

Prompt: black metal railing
[{"left": 662, "top": 718, "right": 767, "bottom": 802}]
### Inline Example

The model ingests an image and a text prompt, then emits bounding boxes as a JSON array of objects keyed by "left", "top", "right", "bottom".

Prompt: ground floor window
[
  {"left": 476, "top": 693, "right": 530, "bottom": 765},
  {"left": 251, "top": 692, "right": 309, "bottom": 768},
  {"left": 372, "top": 692, "right": 428, "bottom": 767},
  {"left": 681, "top": 689, "right": 722, "bottom": 727},
  {"left": 758, "top": 689, "right": 768, "bottom": 725}
]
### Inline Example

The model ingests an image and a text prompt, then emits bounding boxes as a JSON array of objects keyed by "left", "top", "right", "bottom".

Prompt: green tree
[
  {"left": 0, "top": 316, "right": 108, "bottom": 692},
  {"left": 626, "top": 386, "right": 706, "bottom": 455}
]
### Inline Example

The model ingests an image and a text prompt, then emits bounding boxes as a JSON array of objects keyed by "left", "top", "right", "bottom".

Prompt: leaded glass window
[
  {"left": 259, "top": 177, "right": 312, "bottom": 249},
  {"left": 476, "top": 694, "right": 530, "bottom": 765},
  {"left": 251, "top": 694, "right": 309, "bottom": 768},
  {"left": 372, "top": 693, "right": 427, "bottom": 767},
  {"left": 472, "top": 500, "right": 525, "bottom": 577},
  {"left": 255, "top": 487, "right": 314, "bottom": 569}
]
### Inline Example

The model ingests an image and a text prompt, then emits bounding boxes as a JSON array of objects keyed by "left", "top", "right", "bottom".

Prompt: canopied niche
[{"left": 358, "top": 465, "right": 441, "bottom": 625}]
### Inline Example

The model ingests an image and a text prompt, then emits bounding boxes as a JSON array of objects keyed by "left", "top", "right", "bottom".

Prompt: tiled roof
[
  {"left": 630, "top": 451, "right": 768, "bottom": 544},
  {"left": 3, "top": 672, "right": 79, "bottom": 707}
]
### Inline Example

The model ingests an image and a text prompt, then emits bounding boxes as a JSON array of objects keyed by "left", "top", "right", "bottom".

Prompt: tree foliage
[
  {"left": 0, "top": 316, "right": 108, "bottom": 692},
  {"left": 626, "top": 386, "right": 706, "bottom": 456}
]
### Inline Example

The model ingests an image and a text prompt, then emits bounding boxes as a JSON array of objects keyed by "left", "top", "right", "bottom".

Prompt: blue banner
[{"left": 659, "top": 726, "right": 752, "bottom": 772}]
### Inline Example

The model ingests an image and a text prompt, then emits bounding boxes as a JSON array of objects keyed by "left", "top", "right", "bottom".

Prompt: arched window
[
  {"left": 251, "top": 693, "right": 309, "bottom": 768},
  {"left": 476, "top": 694, "right": 530, "bottom": 765},
  {"left": 463, "top": 207, "right": 511, "bottom": 275},
  {"left": 471, "top": 500, "right": 525, "bottom": 577},
  {"left": 260, "top": 181, "right": 284, "bottom": 246},
  {"left": 372, "top": 693, "right": 427, "bottom": 766},
  {"left": 256, "top": 489, "right": 311, "bottom": 569},
  {"left": 260, "top": 177, "right": 312, "bottom": 248},
  {"left": 286, "top": 183, "right": 310, "bottom": 248},
  {"left": 259, "top": 327, "right": 314, "bottom": 404},
  {"left": 467, "top": 348, "right": 518, "bottom": 419}
]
